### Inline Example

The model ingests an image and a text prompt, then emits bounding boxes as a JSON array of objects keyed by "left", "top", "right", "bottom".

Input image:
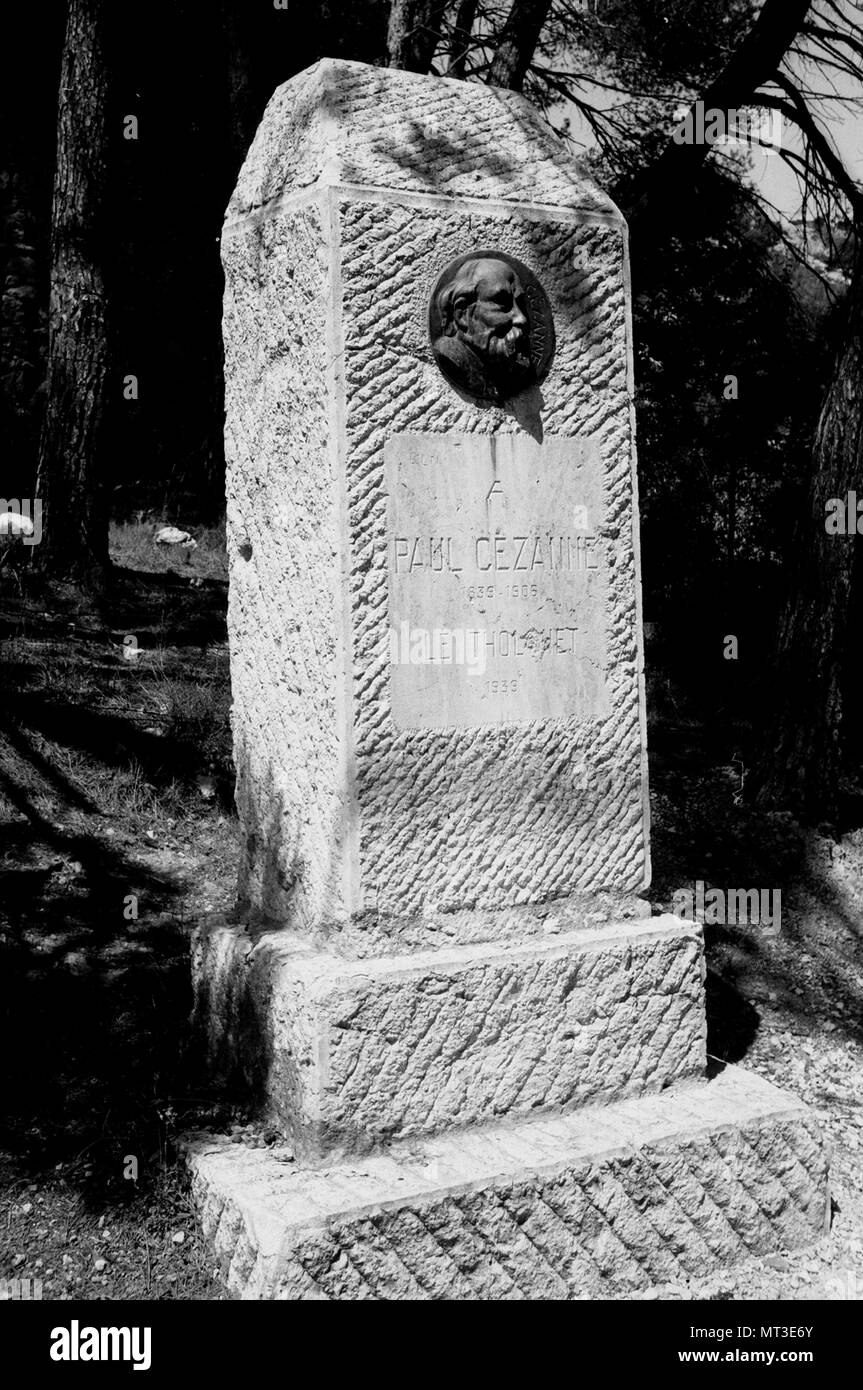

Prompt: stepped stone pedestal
[{"left": 189, "top": 58, "right": 828, "bottom": 1299}]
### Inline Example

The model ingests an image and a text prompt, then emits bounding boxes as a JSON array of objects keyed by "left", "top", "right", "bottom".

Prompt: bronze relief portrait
[{"left": 428, "top": 251, "right": 556, "bottom": 405}]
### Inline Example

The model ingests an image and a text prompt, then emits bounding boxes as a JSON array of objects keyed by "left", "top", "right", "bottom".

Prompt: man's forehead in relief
[{"left": 439, "top": 257, "right": 526, "bottom": 321}]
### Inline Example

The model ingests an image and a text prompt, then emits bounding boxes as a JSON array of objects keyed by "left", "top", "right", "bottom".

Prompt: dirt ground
[
  {"left": 1, "top": 528, "right": 862, "bottom": 1301},
  {"left": 1, "top": 527, "right": 236, "bottom": 1298},
  {"left": 645, "top": 754, "right": 863, "bottom": 1300}
]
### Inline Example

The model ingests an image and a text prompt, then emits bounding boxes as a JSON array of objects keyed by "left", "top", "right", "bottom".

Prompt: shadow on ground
[
  {"left": 648, "top": 680, "right": 863, "bottom": 1066},
  {"left": 0, "top": 568, "right": 236, "bottom": 1182}
]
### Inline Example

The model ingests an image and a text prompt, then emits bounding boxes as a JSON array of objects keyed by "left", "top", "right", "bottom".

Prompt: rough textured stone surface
[
  {"left": 222, "top": 59, "right": 649, "bottom": 936},
  {"left": 194, "top": 914, "right": 707, "bottom": 1158},
  {"left": 223, "top": 199, "right": 343, "bottom": 931},
  {"left": 342, "top": 204, "right": 643, "bottom": 917},
  {"left": 187, "top": 1067, "right": 829, "bottom": 1300},
  {"left": 227, "top": 60, "right": 614, "bottom": 221},
  {"left": 194, "top": 62, "right": 829, "bottom": 1297}
]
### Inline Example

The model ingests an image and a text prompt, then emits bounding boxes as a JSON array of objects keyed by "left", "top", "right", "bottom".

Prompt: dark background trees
[
  {"left": 1, "top": 0, "right": 861, "bottom": 821},
  {"left": 34, "top": 0, "right": 111, "bottom": 583},
  {"left": 4, "top": 4, "right": 863, "bottom": 1279}
]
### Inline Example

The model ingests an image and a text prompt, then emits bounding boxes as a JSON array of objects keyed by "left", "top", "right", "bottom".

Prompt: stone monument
[{"left": 188, "top": 59, "right": 828, "bottom": 1299}]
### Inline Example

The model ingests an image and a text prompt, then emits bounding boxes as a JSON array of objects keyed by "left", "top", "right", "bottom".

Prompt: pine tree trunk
[
  {"left": 35, "top": 0, "right": 110, "bottom": 584},
  {"left": 752, "top": 236, "right": 863, "bottom": 822},
  {"left": 487, "top": 0, "right": 552, "bottom": 91},
  {"left": 449, "top": 0, "right": 478, "bottom": 77},
  {"left": 387, "top": 0, "right": 445, "bottom": 72}
]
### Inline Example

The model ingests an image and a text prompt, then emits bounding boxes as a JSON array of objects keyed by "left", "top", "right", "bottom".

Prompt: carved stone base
[
  {"left": 187, "top": 1067, "right": 829, "bottom": 1300},
  {"left": 192, "top": 914, "right": 706, "bottom": 1159}
]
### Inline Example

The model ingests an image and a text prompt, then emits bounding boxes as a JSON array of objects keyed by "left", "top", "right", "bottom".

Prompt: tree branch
[
  {"left": 622, "top": 0, "right": 813, "bottom": 221},
  {"left": 448, "top": 0, "right": 479, "bottom": 77},
  {"left": 768, "top": 75, "right": 863, "bottom": 216}
]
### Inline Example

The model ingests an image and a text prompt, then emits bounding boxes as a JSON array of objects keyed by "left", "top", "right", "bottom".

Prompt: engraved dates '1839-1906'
[{"left": 429, "top": 251, "right": 556, "bottom": 405}]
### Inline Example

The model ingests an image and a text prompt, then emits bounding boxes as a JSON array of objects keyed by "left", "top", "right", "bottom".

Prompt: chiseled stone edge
[
  {"left": 187, "top": 1066, "right": 829, "bottom": 1300},
  {"left": 223, "top": 68, "right": 650, "bottom": 931},
  {"left": 228, "top": 58, "right": 619, "bottom": 223},
  {"left": 193, "top": 914, "right": 707, "bottom": 1156}
]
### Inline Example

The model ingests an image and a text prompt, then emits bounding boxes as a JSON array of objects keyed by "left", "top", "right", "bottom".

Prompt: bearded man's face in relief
[{"left": 440, "top": 258, "right": 533, "bottom": 379}]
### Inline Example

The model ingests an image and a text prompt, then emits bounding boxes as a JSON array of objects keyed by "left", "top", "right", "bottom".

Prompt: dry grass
[
  {"left": 110, "top": 518, "right": 228, "bottom": 583},
  {"left": 0, "top": 551, "right": 240, "bottom": 1298}
]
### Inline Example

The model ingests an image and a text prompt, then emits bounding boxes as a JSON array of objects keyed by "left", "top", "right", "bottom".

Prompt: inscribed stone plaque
[{"left": 385, "top": 433, "right": 608, "bottom": 729}]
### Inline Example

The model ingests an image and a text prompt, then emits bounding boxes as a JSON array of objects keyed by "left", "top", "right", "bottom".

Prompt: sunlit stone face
[
  {"left": 452, "top": 259, "right": 532, "bottom": 368},
  {"left": 432, "top": 255, "right": 537, "bottom": 399}
]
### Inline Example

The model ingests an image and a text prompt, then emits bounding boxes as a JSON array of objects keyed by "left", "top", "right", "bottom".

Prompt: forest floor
[
  {"left": 0, "top": 524, "right": 235, "bottom": 1299},
  {"left": 0, "top": 524, "right": 862, "bottom": 1302}
]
